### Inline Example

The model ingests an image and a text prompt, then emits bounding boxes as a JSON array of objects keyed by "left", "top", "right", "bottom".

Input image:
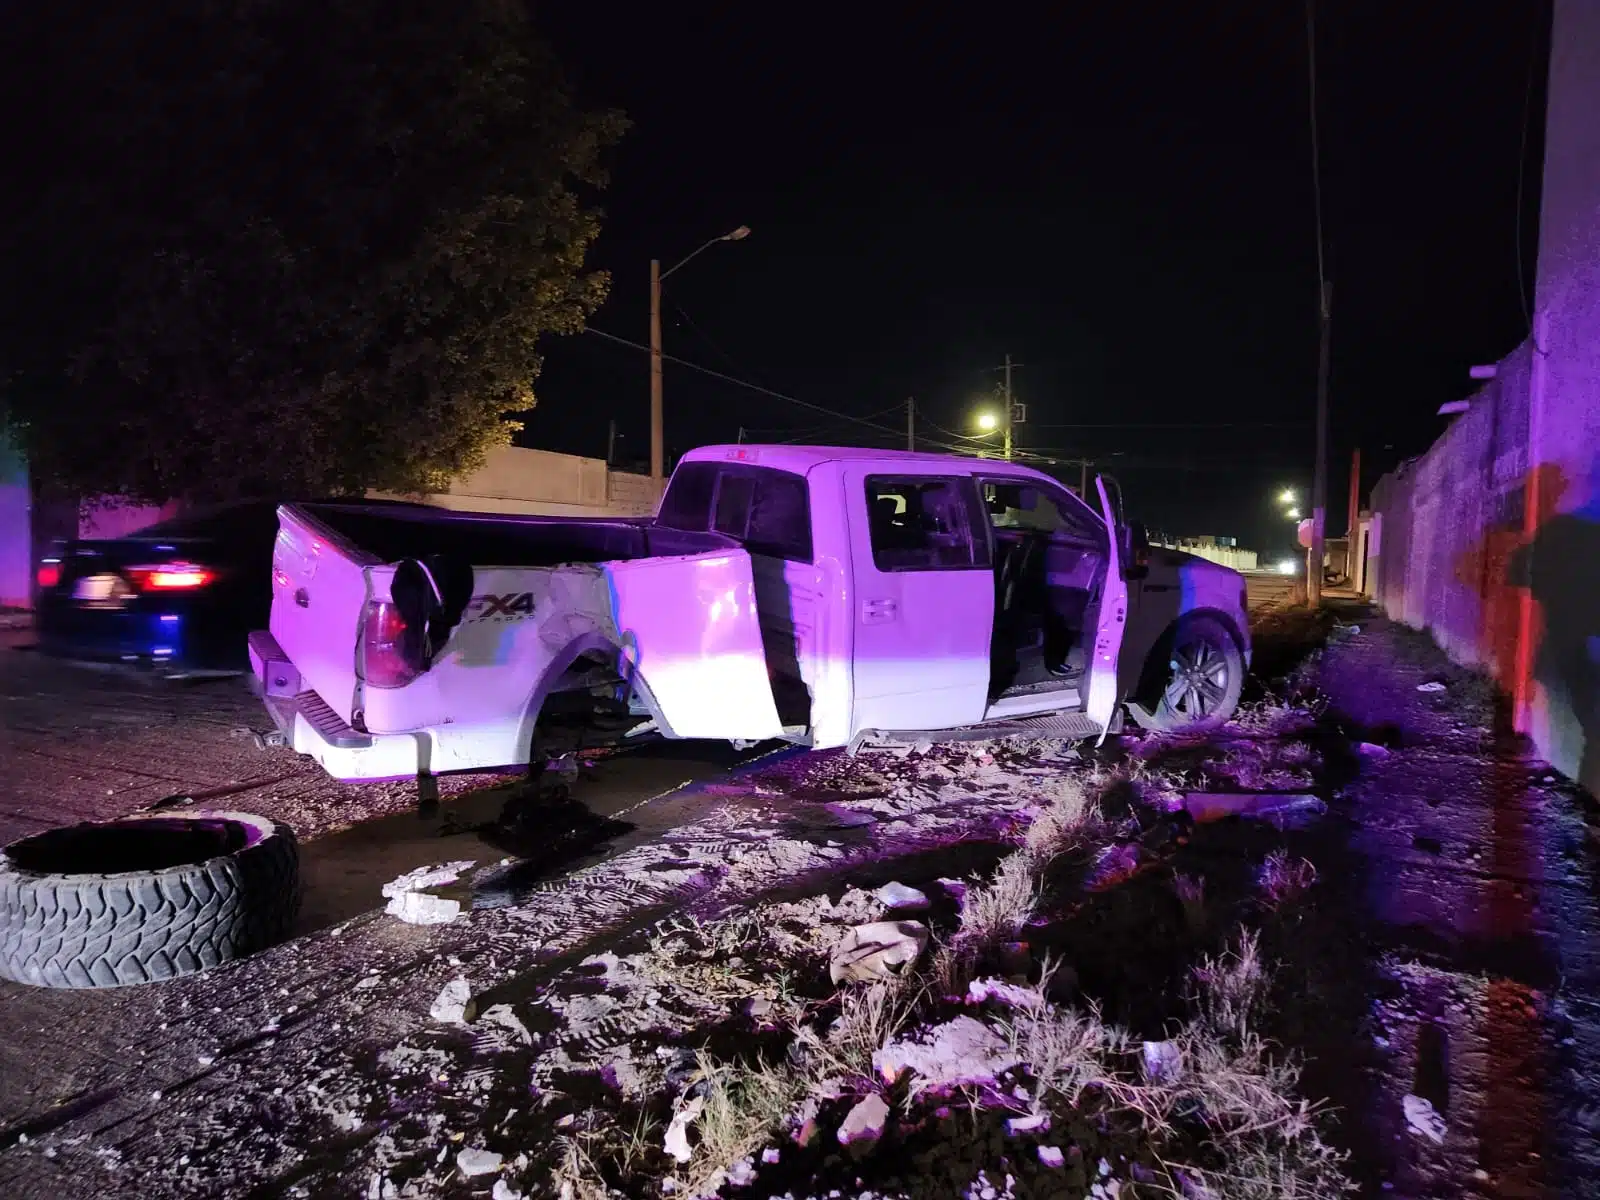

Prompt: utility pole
[
  {"left": 1002, "top": 354, "right": 1015, "bottom": 461},
  {"left": 906, "top": 397, "right": 915, "bottom": 451},
  {"left": 1078, "top": 460, "right": 1089, "bottom": 498},
  {"left": 736, "top": 426, "right": 746, "bottom": 444},
  {"left": 1308, "top": 280, "right": 1332, "bottom": 607},
  {"left": 649, "top": 258, "right": 664, "bottom": 484},
  {"left": 1346, "top": 447, "right": 1361, "bottom": 536},
  {"left": 606, "top": 418, "right": 617, "bottom": 468}
]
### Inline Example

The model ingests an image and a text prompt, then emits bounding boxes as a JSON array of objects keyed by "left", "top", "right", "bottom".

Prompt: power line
[{"left": 582, "top": 327, "right": 972, "bottom": 452}]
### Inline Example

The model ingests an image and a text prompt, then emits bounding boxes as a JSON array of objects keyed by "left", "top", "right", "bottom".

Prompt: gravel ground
[{"left": 3, "top": 612, "right": 1599, "bottom": 1199}]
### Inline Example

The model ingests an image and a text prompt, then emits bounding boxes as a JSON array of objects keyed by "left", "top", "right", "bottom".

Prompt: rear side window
[
  {"left": 657, "top": 462, "right": 813, "bottom": 562},
  {"left": 865, "top": 476, "right": 990, "bottom": 571}
]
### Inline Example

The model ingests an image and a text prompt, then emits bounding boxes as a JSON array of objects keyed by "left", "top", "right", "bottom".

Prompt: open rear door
[
  {"left": 1084, "top": 476, "right": 1129, "bottom": 743},
  {"left": 607, "top": 549, "right": 784, "bottom": 741}
]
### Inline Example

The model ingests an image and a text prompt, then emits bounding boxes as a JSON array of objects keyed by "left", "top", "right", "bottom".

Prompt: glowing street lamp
[
  {"left": 1286, "top": 506, "right": 1302, "bottom": 520},
  {"left": 974, "top": 410, "right": 1001, "bottom": 432},
  {"left": 1278, "top": 488, "right": 1297, "bottom": 505}
]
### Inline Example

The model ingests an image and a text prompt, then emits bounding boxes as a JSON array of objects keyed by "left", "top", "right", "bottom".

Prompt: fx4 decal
[{"left": 467, "top": 592, "right": 536, "bottom": 621}]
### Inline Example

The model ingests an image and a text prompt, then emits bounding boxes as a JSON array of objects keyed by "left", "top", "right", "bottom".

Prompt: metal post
[
  {"left": 607, "top": 418, "right": 617, "bottom": 468},
  {"left": 1079, "top": 459, "right": 1088, "bottom": 497},
  {"left": 649, "top": 258, "right": 664, "bottom": 484},
  {"left": 906, "top": 397, "right": 915, "bottom": 451},
  {"left": 1308, "top": 280, "right": 1332, "bottom": 607}
]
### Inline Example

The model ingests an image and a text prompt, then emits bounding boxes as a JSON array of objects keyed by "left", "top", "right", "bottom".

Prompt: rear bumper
[{"left": 249, "top": 631, "right": 422, "bottom": 782}]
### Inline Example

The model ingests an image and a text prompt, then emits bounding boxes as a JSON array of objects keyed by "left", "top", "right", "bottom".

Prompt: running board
[{"left": 848, "top": 710, "right": 1105, "bottom": 754}]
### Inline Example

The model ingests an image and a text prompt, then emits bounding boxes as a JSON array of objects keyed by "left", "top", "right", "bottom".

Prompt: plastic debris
[
  {"left": 1038, "top": 1145, "right": 1066, "bottom": 1168},
  {"left": 1142, "top": 1040, "right": 1182, "bottom": 1082},
  {"left": 1403, "top": 1094, "right": 1446, "bottom": 1145},
  {"left": 1416, "top": 681, "right": 1447, "bottom": 693},
  {"left": 830, "top": 921, "right": 929, "bottom": 984},
  {"left": 664, "top": 1095, "right": 705, "bottom": 1163}
]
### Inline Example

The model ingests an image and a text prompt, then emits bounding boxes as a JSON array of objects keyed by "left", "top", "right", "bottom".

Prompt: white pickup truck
[{"left": 249, "top": 445, "right": 1251, "bottom": 782}]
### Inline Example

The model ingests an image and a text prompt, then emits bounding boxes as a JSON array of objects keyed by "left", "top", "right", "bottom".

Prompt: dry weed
[
  {"left": 1257, "top": 850, "right": 1317, "bottom": 908},
  {"left": 1190, "top": 929, "right": 1268, "bottom": 1044},
  {"left": 953, "top": 851, "right": 1039, "bottom": 952},
  {"left": 682, "top": 1052, "right": 805, "bottom": 1197}
]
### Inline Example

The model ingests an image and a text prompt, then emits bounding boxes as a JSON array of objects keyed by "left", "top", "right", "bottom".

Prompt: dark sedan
[{"left": 35, "top": 502, "right": 281, "bottom": 675}]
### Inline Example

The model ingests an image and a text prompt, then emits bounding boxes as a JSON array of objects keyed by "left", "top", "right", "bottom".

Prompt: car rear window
[{"left": 657, "top": 462, "right": 813, "bottom": 562}]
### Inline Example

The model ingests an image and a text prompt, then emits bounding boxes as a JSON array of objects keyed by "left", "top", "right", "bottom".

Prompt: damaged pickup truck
[{"left": 250, "top": 445, "right": 1250, "bottom": 781}]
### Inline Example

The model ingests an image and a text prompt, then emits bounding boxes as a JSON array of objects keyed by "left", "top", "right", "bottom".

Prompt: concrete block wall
[{"left": 1372, "top": 0, "right": 1600, "bottom": 796}]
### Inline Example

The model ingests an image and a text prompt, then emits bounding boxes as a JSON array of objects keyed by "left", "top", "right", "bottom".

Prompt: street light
[
  {"left": 650, "top": 226, "right": 751, "bottom": 482},
  {"left": 1286, "top": 506, "right": 1302, "bottom": 520},
  {"left": 1278, "top": 488, "right": 1297, "bottom": 505},
  {"left": 974, "top": 410, "right": 1000, "bottom": 432}
]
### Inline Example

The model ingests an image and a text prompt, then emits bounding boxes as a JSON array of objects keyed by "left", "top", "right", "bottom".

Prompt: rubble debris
[
  {"left": 874, "top": 1016, "right": 1021, "bottom": 1090},
  {"left": 1007, "top": 1111, "right": 1050, "bottom": 1136},
  {"left": 664, "top": 1095, "right": 705, "bottom": 1164},
  {"left": 382, "top": 861, "right": 477, "bottom": 900},
  {"left": 1416, "top": 681, "right": 1447, "bottom": 693},
  {"left": 384, "top": 860, "right": 475, "bottom": 924},
  {"left": 429, "top": 978, "right": 472, "bottom": 1025},
  {"left": 1038, "top": 1145, "right": 1066, "bottom": 1168},
  {"left": 1402, "top": 1094, "right": 1447, "bottom": 1145},
  {"left": 968, "top": 977, "right": 1043, "bottom": 1011},
  {"left": 456, "top": 1147, "right": 504, "bottom": 1177},
  {"left": 725, "top": 1157, "right": 758, "bottom": 1186},
  {"left": 875, "top": 881, "right": 930, "bottom": 913},
  {"left": 837, "top": 1093, "right": 890, "bottom": 1147},
  {"left": 829, "top": 920, "right": 929, "bottom": 984},
  {"left": 477, "top": 1004, "right": 532, "bottom": 1045},
  {"left": 1356, "top": 742, "right": 1391, "bottom": 759},
  {"left": 387, "top": 890, "right": 463, "bottom": 925},
  {"left": 491, "top": 1182, "right": 525, "bottom": 1200}
]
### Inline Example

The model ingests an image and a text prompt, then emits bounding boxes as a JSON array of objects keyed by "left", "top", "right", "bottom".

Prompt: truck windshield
[{"left": 657, "top": 462, "right": 813, "bottom": 562}]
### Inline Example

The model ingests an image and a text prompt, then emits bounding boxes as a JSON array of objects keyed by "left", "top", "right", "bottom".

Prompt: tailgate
[
  {"left": 266, "top": 506, "right": 372, "bottom": 723},
  {"left": 607, "top": 548, "right": 784, "bottom": 741}
]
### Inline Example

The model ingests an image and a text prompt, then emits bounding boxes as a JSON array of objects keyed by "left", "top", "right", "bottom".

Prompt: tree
[{"left": 0, "top": 0, "right": 625, "bottom": 503}]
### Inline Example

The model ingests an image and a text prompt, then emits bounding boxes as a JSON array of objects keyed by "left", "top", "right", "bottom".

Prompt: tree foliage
[{"left": 0, "top": 0, "right": 624, "bottom": 502}]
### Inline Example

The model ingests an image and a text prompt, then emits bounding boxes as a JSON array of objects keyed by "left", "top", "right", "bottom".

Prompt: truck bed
[{"left": 296, "top": 502, "right": 739, "bottom": 568}]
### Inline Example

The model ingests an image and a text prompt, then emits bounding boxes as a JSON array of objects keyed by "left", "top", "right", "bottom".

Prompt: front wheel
[{"left": 1140, "top": 615, "right": 1244, "bottom": 734}]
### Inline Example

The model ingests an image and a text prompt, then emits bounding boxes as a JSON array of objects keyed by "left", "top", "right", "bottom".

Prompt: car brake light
[
  {"left": 361, "top": 600, "right": 423, "bottom": 688},
  {"left": 128, "top": 562, "right": 215, "bottom": 591},
  {"left": 36, "top": 561, "right": 61, "bottom": 589}
]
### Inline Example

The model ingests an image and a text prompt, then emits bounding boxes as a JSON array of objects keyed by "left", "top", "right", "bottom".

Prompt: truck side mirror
[{"left": 1123, "top": 522, "right": 1150, "bottom": 580}]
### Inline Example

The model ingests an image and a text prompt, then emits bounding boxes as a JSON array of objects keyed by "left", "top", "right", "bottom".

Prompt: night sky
[{"left": 530, "top": 2, "right": 1550, "bottom": 560}]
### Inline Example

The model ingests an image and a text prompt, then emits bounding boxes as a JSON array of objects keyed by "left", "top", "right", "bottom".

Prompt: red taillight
[
  {"left": 361, "top": 600, "right": 422, "bottom": 688},
  {"left": 36, "top": 561, "right": 61, "bottom": 589},
  {"left": 128, "top": 562, "right": 215, "bottom": 591}
]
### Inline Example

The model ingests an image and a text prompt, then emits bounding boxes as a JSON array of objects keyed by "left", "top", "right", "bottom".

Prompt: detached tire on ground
[{"left": 0, "top": 811, "right": 300, "bottom": 989}]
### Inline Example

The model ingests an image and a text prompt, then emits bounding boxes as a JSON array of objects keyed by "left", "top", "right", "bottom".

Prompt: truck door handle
[
  {"left": 862, "top": 598, "right": 897, "bottom": 623},
  {"left": 294, "top": 587, "right": 310, "bottom": 609}
]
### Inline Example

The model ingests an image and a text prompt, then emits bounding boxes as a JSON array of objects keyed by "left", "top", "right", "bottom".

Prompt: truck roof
[{"left": 679, "top": 443, "right": 1065, "bottom": 485}]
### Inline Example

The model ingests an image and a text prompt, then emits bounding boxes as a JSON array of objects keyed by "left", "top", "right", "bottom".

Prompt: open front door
[{"left": 1085, "top": 476, "right": 1129, "bottom": 742}]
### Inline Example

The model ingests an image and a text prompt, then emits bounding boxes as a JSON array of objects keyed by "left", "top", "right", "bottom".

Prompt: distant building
[{"left": 1153, "top": 534, "right": 1259, "bottom": 572}]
